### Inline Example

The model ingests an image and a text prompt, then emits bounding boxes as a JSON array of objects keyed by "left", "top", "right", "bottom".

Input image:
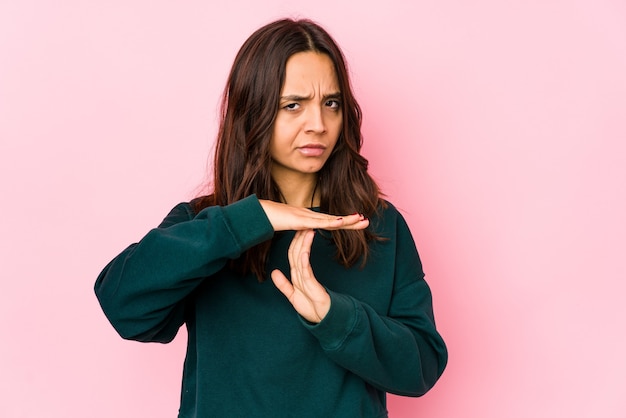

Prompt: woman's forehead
[{"left": 281, "top": 52, "right": 339, "bottom": 95}]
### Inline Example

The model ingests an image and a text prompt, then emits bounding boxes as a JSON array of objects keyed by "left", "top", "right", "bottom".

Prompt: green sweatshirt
[{"left": 95, "top": 195, "right": 447, "bottom": 418}]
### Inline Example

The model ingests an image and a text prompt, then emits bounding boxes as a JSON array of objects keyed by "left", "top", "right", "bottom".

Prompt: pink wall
[{"left": 1, "top": 1, "right": 625, "bottom": 416}]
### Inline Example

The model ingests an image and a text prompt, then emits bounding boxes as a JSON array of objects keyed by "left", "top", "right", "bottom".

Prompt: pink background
[{"left": 1, "top": 1, "right": 625, "bottom": 416}]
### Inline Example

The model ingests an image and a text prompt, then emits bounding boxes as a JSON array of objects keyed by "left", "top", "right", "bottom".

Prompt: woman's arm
[
  {"left": 304, "top": 281, "right": 447, "bottom": 396},
  {"left": 94, "top": 195, "right": 274, "bottom": 343},
  {"left": 274, "top": 208, "right": 448, "bottom": 396}
]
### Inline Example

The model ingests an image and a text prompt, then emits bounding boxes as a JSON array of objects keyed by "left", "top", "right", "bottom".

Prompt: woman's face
[{"left": 269, "top": 51, "right": 342, "bottom": 183}]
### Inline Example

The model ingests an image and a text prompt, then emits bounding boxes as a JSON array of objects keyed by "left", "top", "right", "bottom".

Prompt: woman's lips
[{"left": 297, "top": 144, "right": 326, "bottom": 157}]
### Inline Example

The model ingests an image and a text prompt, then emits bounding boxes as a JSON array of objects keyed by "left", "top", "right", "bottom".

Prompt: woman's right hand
[{"left": 259, "top": 200, "right": 369, "bottom": 232}]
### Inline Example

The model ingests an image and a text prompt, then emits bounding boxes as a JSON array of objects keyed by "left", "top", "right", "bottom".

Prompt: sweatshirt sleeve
[
  {"left": 94, "top": 195, "right": 274, "bottom": 343},
  {"left": 301, "top": 208, "right": 448, "bottom": 397}
]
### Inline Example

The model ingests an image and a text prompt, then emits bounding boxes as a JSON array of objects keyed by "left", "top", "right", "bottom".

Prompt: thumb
[{"left": 271, "top": 269, "right": 294, "bottom": 299}]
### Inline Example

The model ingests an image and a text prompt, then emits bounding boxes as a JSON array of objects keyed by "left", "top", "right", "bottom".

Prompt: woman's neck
[{"left": 274, "top": 172, "right": 319, "bottom": 208}]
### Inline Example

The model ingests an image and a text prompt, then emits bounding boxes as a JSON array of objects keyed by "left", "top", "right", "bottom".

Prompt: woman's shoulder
[
  {"left": 157, "top": 200, "right": 197, "bottom": 228},
  {"left": 368, "top": 199, "right": 407, "bottom": 234},
  {"left": 374, "top": 198, "right": 404, "bottom": 220},
  {"left": 369, "top": 199, "right": 422, "bottom": 254},
  {"left": 188, "top": 195, "right": 217, "bottom": 215},
  {"left": 156, "top": 194, "right": 215, "bottom": 227}
]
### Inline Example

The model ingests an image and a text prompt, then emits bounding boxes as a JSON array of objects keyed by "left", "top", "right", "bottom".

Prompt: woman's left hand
[{"left": 271, "top": 229, "right": 330, "bottom": 324}]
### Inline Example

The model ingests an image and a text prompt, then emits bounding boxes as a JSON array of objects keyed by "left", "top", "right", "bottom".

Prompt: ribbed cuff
[
  {"left": 195, "top": 194, "right": 274, "bottom": 252},
  {"left": 300, "top": 290, "right": 359, "bottom": 351}
]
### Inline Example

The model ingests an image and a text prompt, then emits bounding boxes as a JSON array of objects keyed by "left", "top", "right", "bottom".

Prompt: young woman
[{"left": 95, "top": 18, "right": 447, "bottom": 417}]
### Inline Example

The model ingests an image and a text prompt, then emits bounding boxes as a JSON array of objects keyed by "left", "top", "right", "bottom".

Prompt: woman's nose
[{"left": 304, "top": 106, "right": 326, "bottom": 134}]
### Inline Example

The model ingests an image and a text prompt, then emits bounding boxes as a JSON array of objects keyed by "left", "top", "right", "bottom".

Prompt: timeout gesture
[{"left": 262, "top": 201, "right": 369, "bottom": 323}]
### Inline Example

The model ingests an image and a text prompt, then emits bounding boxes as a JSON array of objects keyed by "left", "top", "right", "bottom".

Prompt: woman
[{"left": 95, "top": 18, "right": 447, "bottom": 417}]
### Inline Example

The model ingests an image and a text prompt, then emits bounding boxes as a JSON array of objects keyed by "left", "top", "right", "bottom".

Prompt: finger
[
  {"left": 297, "top": 250, "right": 331, "bottom": 320},
  {"left": 312, "top": 213, "right": 369, "bottom": 231},
  {"left": 271, "top": 269, "right": 294, "bottom": 299},
  {"left": 296, "top": 240, "right": 324, "bottom": 297},
  {"left": 336, "top": 216, "right": 369, "bottom": 230},
  {"left": 287, "top": 230, "right": 308, "bottom": 275},
  {"left": 291, "top": 210, "right": 365, "bottom": 229},
  {"left": 295, "top": 230, "right": 315, "bottom": 283},
  {"left": 289, "top": 230, "right": 314, "bottom": 290},
  {"left": 286, "top": 230, "right": 304, "bottom": 292},
  {"left": 298, "top": 249, "right": 316, "bottom": 293}
]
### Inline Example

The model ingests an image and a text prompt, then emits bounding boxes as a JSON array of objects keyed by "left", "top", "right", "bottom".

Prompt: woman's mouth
[{"left": 297, "top": 144, "right": 326, "bottom": 157}]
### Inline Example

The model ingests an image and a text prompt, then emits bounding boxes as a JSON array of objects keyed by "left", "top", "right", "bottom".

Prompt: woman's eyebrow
[
  {"left": 280, "top": 92, "right": 342, "bottom": 101},
  {"left": 324, "top": 92, "right": 342, "bottom": 100}
]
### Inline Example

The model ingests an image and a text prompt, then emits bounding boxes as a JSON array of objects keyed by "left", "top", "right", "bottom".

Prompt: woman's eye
[
  {"left": 283, "top": 103, "right": 300, "bottom": 111},
  {"left": 326, "top": 100, "right": 341, "bottom": 109}
]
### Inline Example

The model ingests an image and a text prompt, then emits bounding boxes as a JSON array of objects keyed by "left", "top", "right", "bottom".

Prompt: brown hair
[{"left": 194, "top": 18, "right": 385, "bottom": 281}]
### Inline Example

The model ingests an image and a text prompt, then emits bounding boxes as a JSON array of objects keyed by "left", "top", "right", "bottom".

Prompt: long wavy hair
[{"left": 194, "top": 18, "right": 385, "bottom": 281}]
